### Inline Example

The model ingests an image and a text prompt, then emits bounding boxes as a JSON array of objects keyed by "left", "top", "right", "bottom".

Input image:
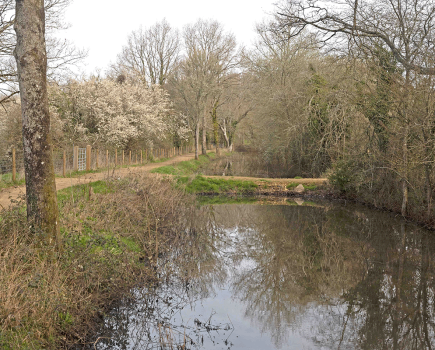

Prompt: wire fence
[
  {"left": 0, "top": 149, "right": 25, "bottom": 183},
  {"left": 0, "top": 144, "right": 201, "bottom": 187}
]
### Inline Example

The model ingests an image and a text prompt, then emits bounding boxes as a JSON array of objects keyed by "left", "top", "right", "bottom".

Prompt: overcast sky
[{"left": 61, "top": 0, "right": 277, "bottom": 75}]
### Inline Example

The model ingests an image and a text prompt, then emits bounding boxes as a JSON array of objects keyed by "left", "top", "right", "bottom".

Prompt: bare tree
[
  {"left": 0, "top": 0, "right": 85, "bottom": 103},
  {"left": 111, "top": 19, "right": 180, "bottom": 85},
  {"left": 274, "top": 0, "right": 435, "bottom": 75},
  {"left": 274, "top": 0, "right": 435, "bottom": 215},
  {"left": 14, "top": 0, "right": 61, "bottom": 247},
  {"left": 171, "top": 19, "right": 238, "bottom": 158}
]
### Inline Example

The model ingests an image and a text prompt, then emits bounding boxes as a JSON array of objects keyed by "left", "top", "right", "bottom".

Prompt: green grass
[
  {"left": 151, "top": 153, "right": 216, "bottom": 176},
  {"left": 286, "top": 182, "right": 318, "bottom": 191},
  {"left": 58, "top": 182, "right": 140, "bottom": 258},
  {"left": 286, "top": 182, "right": 300, "bottom": 190},
  {"left": 151, "top": 165, "right": 178, "bottom": 175},
  {"left": 183, "top": 175, "right": 258, "bottom": 194},
  {"left": 0, "top": 173, "right": 26, "bottom": 190},
  {"left": 57, "top": 180, "right": 114, "bottom": 205}
]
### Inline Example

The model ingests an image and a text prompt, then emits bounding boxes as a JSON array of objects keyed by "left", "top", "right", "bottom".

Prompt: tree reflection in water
[{"left": 88, "top": 202, "right": 435, "bottom": 350}]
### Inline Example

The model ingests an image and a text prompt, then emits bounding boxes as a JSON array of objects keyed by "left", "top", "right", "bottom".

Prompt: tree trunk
[
  {"left": 195, "top": 122, "right": 199, "bottom": 160},
  {"left": 211, "top": 99, "right": 220, "bottom": 156},
  {"left": 401, "top": 125, "right": 408, "bottom": 217},
  {"left": 401, "top": 71, "right": 410, "bottom": 217},
  {"left": 201, "top": 111, "right": 207, "bottom": 155},
  {"left": 14, "top": 0, "right": 61, "bottom": 248},
  {"left": 422, "top": 128, "right": 433, "bottom": 221},
  {"left": 220, "top": 120, "right": 230, "bottom": 148}
]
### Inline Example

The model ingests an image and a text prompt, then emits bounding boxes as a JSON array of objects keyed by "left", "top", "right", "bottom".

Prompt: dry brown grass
[{"left": 0, "top": 173, "right": 199, "bottom": 349}]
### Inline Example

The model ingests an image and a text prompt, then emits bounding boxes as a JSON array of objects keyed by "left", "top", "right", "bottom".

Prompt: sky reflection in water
[{"left": 91, "top": 200, "right": 435, "bottom": 350}]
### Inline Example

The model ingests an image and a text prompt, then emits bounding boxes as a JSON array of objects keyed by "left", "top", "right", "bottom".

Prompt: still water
[
  {"left": 201, "top": 152, "right": 296, "bottom": 178},
  {"left": 91, "top": 200, "right": 435, "bottom": 349}
]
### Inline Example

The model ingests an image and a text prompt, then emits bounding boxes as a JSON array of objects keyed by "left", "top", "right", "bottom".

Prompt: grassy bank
[
  {"left": 150, "top": 153, "right": 329, "bottom": 196},
  {"left": 180, "top": 175, "right": 258, "bottom": 194},
  {"left": 150, "top": 152, "right": 217, "bottom": 176},
  {"left": 0, "top": 174, "right": 200, "bottom": 349},
  {"left": 151, "top": 153, "right": 259, "bottom": 194}
]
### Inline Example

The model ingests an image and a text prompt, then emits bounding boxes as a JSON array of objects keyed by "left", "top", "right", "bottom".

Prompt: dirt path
[
  {"left": 0, "top": 152, "right": 200, "bottom": 211},
  {"left": 0, "top": 152, "right": 328, "bottom": 210}
]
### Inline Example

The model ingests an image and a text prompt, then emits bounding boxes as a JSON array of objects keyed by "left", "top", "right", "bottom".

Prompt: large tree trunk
[{"left": 14, "top": 0, "right": 61, "bottom": 248}]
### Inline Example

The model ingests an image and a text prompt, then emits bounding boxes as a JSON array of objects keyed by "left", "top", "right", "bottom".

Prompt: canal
[{"left": 88, "top": 199, "right": 435, "bottom": 349}]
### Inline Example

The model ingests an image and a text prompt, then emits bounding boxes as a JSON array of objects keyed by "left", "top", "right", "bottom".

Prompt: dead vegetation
[{"left": 0, "top": 174, "right": 201, "bottom": 349}]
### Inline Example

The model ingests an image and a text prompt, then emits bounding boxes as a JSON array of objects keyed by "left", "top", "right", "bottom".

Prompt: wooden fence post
[
  {"left": 115, "top": 149, "right": 118, "bottom": 166},
  {"left": 73, "top": 146, "right": 78, "bottom": 171},
  {"left": 122, "top": 150, "right": 125, "bottom": 166},
  {"left": 86, "top": 145, "right": 92, "bottom": 171},
  {"left": 135, "top": 152, "right": 137, "bottom": 164},
  {"left": 63, "top": 150, "right": 66, "bottom": 177},
  {"left": 145, "top": 149, "right": 148, "bottom": 162},
  {"left": 106, "top": 150, "right": 109, "bottom": 168},
  {"left": 12, "top": 148, "right": 16, "bottom": 182},
  {"left": 129, "top": 150, "right": 132, "bottom": 165},
  {"left": 96, "top": 149, "right": 99, "bottom": 169}
]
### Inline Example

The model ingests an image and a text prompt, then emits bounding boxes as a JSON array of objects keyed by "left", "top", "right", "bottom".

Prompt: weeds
[{"left": 0, "top": 174, "right": 200, "bottom": 349}]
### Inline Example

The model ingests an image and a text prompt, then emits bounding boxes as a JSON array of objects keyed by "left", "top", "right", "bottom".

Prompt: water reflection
[
  {"left": 88, "top": 202, "right": 435, "bottom": 350},
  {"left": 201, "top": 152, "right": 300, "bottom": 178},
  {"left": 201, "top": 152, "right": 275, "bottom": 178}
]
